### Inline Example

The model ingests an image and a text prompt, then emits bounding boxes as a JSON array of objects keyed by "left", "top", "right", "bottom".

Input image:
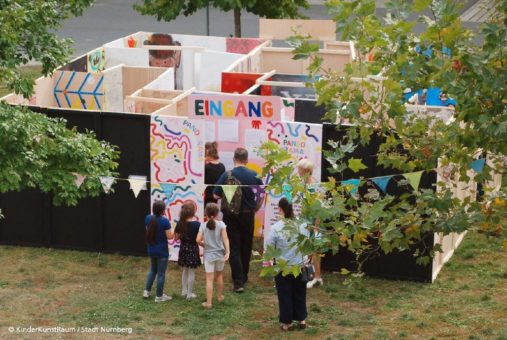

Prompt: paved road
[
  {"left": 58, "top": 0, "right": 480, "bottom": 58},
  {"left": 58, "top": 0, "right": 329, "bottom": 57}
]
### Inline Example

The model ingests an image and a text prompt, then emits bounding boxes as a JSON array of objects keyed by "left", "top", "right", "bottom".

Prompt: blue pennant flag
[
  {"left": 469, "top": 158, "right": 486, "bottom": 174},
  {"left": 160, "top": 183, "right": 177, "bottom": 200},
  {"left": 342, "top": 179, "right": 360, "bottom": 194},
  {"left": 372, "top": 176, "right": 392, "bottom": 194},
  {"left": 282, "top": 183, "right": 293, "bottom": 203}
]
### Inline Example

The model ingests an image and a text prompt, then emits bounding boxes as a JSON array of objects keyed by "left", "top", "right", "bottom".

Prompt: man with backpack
[{"left": 214, "top": 147, "right": 263, "bottom": 293}]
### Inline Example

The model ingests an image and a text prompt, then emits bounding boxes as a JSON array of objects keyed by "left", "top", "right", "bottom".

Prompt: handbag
[{"left": 299, "top": 263, "right": 315, "bottom": 283}]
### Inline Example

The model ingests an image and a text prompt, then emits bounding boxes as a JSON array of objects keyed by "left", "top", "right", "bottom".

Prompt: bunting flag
[
  {"left": 282, "top": 183, "right": 293, "bottom": 203},
  {"left": 403, "top": 171, "right": 424, "bottom": 191},
  {"left": 128, "top": 178, "right": 145, "bottom": 198},
  {"left": 99, "top": 176, "right": 115, "bottom": 193},
  {"left": 222, "top": 185, "right": 238, "bottom": 203},
  {"left": 342, "top": 179, "right": 360, "bottom": 194},
  {"left": 469, "top": 158, "right": 486, "bottom": 174},
  {"left": 160, "top": 183, "right": 177, "bottom": 200},
  {"left": 72, "top": 172, "right": 86, "bottom": 188},
  {"left": 252, "top": 185, "right": 266, "bottom": 204},
  {"left": 371, "top": 176, "right": 392, "bottom": 194}
]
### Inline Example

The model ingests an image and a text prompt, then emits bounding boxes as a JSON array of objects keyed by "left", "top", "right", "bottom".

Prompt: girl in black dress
[
  {"left": 174, "top": 202, "right": 201, "bottom": 299},
  {"left": 204, "top": 142, "right": 226, "bottom": 207}
]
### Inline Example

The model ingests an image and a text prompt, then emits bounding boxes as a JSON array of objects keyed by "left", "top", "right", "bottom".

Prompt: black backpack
[{"left": 221, "top": 171, "right": 242, "bottom": 215}]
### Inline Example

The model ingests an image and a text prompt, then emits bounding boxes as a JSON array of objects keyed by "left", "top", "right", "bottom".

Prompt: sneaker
[
  {"left": 154, "top": 294, "right": 172, "bottom": 302},
  {"left": 142, "top": 290, "right": 150, "bottom": 299},
  {"left": 233, "top": 287, "right": 244, "bottom": 293},
  {"left": 181, "top": 291, "right": 188, "bottom": 298},
  {"left": 186, "top": 293, "right": 197, "bottom": 299},
  {"left": 306, "top": 278, "right": 323, "bottom": 289}
]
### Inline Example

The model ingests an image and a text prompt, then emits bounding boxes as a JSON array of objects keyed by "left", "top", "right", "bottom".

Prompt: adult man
[{"left": 214, "top": 148, "right": 263, "bottom": 292}]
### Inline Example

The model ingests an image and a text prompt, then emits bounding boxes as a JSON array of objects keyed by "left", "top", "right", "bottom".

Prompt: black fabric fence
[{"left": 0, "top": 107, "right": 151, "bottom": 256}]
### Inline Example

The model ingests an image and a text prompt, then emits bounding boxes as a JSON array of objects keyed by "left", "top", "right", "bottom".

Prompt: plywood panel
[
  {"left": 53, "top": 71, "right": 104, "bottom": 110},
  {"left": 104, "top": 47, "right": 149, "bottom": 69},
  {"left": 198, "top": 51, "right": 243, "bottom": 91},
  {"left": 143, "top": 68, "right": 175, "bottom": 91},
  {"left": 103, "top": 65, "right": 124, "bottom": 112},
  {"left": 122, "top": 67, "right": 166, "bottom": 97},
  {"left": 259, "top": 19, "right": 336, "bottom": 41},
  {"left": 35, "top": 76, "right": 55, "bottom": 107}
]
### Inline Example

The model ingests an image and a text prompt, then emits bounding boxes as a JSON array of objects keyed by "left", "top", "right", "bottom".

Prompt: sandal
[
  {"left": 280, "top": 324, "right": 295, "bottom": 331},
  {"left": 297, "top": 322, "right": 307, "bottom": 330},
  {"left": 202, "top": 302, "right": 212, "bottom": 309},
  {"left": 217, "top": 295, "right": 225, "bottom": 303}
]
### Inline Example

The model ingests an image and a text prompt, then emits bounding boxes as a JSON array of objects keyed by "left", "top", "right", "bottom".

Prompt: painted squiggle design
[
  {"left": 287, "top": 124, "right": 301, "bottom": 137},
  {"left": 305, "top": 124, "right": 319, "bottom": 142}
]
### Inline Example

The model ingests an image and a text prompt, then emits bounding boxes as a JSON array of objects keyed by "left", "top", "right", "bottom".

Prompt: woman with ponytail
[
  {"left": 264, "top": 197, "right": 309, "bottom": 331},
  {"left": 196, "top": 203, "right": 230, "bottom": 308},
  {"left": 143, "top": 200, "right": 173, "bottom": 302}
]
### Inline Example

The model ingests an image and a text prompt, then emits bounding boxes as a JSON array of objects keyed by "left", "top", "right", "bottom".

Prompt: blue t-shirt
[
  {"left": 144, "top": 215, "right": 171, "bottom": 257},
  {"left": 213, "top": 166, "right": 263, "bottom": 210}
]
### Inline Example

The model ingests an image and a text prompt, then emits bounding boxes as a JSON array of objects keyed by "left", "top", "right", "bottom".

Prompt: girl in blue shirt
[{"left": 143, "top": 200, "right": 173, "bottom": 302}]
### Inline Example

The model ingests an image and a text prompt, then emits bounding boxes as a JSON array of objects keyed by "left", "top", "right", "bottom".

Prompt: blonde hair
[{"left": 297, "top": 158, "right": 314, "bottom": 173}]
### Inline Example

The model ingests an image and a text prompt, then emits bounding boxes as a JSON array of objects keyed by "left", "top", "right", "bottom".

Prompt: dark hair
[
  {"left": 205, "top": 203, "right": 220, "bottom": 230},
  {"left": 205, "top": 142, "right": 219, "bottom": 160},
  {"left": 146, "top": 200, "right": 166, "bottom": 245},
  {"left": 176, "top": 202, "right": 196, "bottom": 237},
  {"left": 233, "top": 147, "right": 248, "bottom": 164},
  {"left": 278, "top": 197, "right": 294, "bottom": 219}
]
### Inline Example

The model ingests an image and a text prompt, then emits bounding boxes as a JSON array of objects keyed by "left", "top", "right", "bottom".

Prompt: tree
[
  {"left": 261, "top": 0, "right": 507, "bottom": 278},
  {"left": 0, "top": 0, "right": 119, "bottom": 212},
  {"left": 134, "top": 0, "right": 310, "bottom": 37}
]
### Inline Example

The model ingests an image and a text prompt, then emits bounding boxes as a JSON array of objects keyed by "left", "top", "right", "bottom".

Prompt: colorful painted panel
[
  {"left": 263, "top": 122, "right": 323, "bottom": 236},
  {"left": 188, "top": 93, "right": 282, "bottom": 121},
  {"left": 53, "top": 71, "right": 104, "bottom": 110},
  {"left": 151, "top": 116, "right": 205, "bottom": 261},
  {"left": 221, "top": 72, "right": 264, "bottom": 94},
  {"left": 226, "top": 38, "right": 265, "bottom": 54},
  {"left": 87, "top": 48, "right": 105, "bottom": 73}
]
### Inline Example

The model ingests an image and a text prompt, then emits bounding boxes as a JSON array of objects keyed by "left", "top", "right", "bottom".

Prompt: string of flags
[{"left": 71, "top": 158, "right": 486, "bottom": 199}]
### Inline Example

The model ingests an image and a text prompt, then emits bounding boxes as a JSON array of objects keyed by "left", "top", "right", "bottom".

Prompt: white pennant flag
[
  {"left": 99, "top": 176, "right": 115, "bottom": 194},
  {"left": 72, "top": 172, "right": 86, "bottom": 188},
  {"left": 128, "top": 178, "right": 146, "bottom": 198}
]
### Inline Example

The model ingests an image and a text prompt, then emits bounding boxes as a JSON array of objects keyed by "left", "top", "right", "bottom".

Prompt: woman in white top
[
  {"left": 196, "top": 203, "right": 230, "bottom": 309},
  {"left": 264, "top": 197, "right": 309, "bottom": 331},
  {"left": 296, "top": 158, "right": 323, "bottom": 288}
]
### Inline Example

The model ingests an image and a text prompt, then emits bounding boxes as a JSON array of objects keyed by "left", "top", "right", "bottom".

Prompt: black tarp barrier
[
  {"left": 320, "top": 123, "right": 436, "bottom": 282},
  {"left": 0, "top": 107, "right": 151, "bottom": 255}
]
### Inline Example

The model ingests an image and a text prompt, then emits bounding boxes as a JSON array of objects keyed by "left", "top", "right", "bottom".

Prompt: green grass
[{"left": 0, "top": 231, "right": 506, "bottom": 339}]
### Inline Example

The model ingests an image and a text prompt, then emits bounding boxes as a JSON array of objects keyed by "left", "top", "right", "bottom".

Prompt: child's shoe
[{"left": 306, "top": 278, "right": 323, "bottom": 288}]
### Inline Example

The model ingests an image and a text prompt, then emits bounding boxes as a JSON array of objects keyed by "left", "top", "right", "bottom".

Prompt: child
[
  {"left": 196, "top": 203, "right": 230, "bottom": 309},
  {"left": 174, "top": 202, "right": 201, "bottom": 299},
  {"left": 143, "top": 200, "right": 173, "bottom": 302}
]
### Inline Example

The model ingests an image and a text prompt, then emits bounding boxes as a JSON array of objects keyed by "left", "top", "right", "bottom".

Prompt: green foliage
[
  {"left": 260, "top": 0, "right": 507, "bottom": 277},
  {"left": 0, "top": 102, "right": 119, "bottom": 205},
  {"left": 134, "top": 0, "right": 310, "bottom": 37},
  {"left": 0, "top": 0, "right": 119, "bottom": 210},
  {"left": 0, "top": 0, "right": 94, "bottom": 97}
]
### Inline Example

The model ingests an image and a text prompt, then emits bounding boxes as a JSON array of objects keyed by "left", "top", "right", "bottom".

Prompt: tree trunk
[{"left": 234, "top": 7, "right": 241, "bottom": 37}]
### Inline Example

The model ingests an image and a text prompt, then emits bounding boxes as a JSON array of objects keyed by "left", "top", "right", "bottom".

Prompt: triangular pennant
[
  {"left": 403, "top": 171, "right": 424, "bottom": 191},
  {"left": 128, "top": 178, "right": 146, "bottom": 198},
  {"left": 342, "top": 179, "right": 360, "bottom": 194},
  {"left": 436, "top": 165, "right": 453, "bottom": 182},
  {"left": 222, "top": 185, "right": 238, "bottom": 203},
  {"left": 371, "top": 176, "right": 392, "bottom": 194},
  {"left": 252, "top": 185, "right": 266, "bottom": 202},
  {"left": 469, "top": 158, "right": 485, "bottom": 174},
  {"left": 160, "top": 183, "right": 177, "bottom": 200},
  {"left": 72, "top": 172, "right": 86, "bottom": 188},
  {"left": 282, "top": 183, "right": 293, "bottom": 203},
  {"left": 99, "top": 176, "right": 115, "bottom": 194}
]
